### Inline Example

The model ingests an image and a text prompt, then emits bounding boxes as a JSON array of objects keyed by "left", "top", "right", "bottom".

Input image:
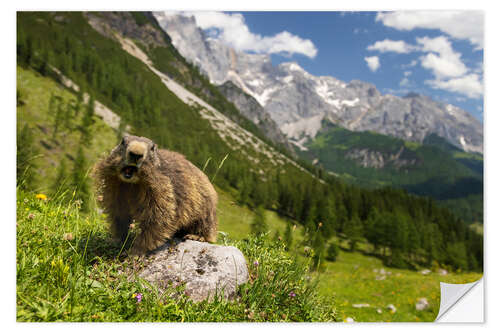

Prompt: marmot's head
[{"left": 108, "top": 135, "right": 160, "bottom": 183}]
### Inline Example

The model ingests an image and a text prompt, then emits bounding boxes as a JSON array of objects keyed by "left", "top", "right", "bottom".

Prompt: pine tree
[
  {"left": 250, "top": 205, "right": 268, "bottom": 236},
  {"left": 284, "top": 223, "right": 293, "bottom": 251},
  {"left": 311, "top": 231, "right": 326, "bottom": 271},
  {"left": 17, "top": 124, "right": 38, "bottom": 189},
  {"left": 79, "top": 95, "right": 95, "bottom": 146},
  {"left": 326, "top": 241, "right": 340, "bottom": 262},
  {"left": 344, "top": 215, "right": 363, "bottom": 252}
]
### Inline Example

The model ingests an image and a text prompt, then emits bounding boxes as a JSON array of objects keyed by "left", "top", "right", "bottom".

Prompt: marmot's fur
[{"left": 93, "top": 135, "right": 218, "bottom": 255}]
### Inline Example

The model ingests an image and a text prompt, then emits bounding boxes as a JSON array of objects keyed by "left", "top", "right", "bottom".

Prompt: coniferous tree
[
  {"left": 250, "top": 205, "right": 268, "bottom": 236},
  {"left": 311, "top": 230, "right": 326, "bottom": 271},
  {"left": 284, "top": 223, "right": 293, "bottom": 251},
  {"left": 344, "top": 215, "right": 363, "bottom": 252},
  {"left": 80, "top": 95, "right": 95, "bottom": 145},
  {"left": 17, "top": 124, "right": 38, "bottom": 189},
  {"left": 326, "top": 241, "right": 340, "bottom": 262}
]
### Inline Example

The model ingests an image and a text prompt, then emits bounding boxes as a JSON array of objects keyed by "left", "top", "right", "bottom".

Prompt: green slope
[{"left": 299, "top": 122, "right": 483, "bottom": 223}]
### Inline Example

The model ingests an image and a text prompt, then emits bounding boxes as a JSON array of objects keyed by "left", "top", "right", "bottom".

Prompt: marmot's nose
[{"left": 128, "top": 151, "right": 144, "bottom": 164}]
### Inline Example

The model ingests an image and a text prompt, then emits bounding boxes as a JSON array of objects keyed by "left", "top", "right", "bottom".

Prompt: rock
[
  {"left": 416, "top": 298, "right": 429, "bottom": 311},
  {"left": 375, "top": 275, "right": 386, "bottom": 281},
  {"left": 352, "top": 303, "right": 370, "bottom": 308},
  {"left": 376, "top": 308, "right": 383, "bottom": 314},
  {"left": 420, "top": 269, "right": 431, "bottom": 275},
  {"left": 138, "top": 239, "right": 249, "bottom": 302},
  {"left": 345, "top": 317, "right": 355, "bottom": 323},
  {"left": 387, "top": 304, "right": 397, "bottom": 314},
  {"left": 438, "top": 269, "right": 448, "bottom": 276}
]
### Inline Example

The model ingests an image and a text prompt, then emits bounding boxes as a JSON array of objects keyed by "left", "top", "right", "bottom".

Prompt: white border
[{"left": 4, "top": 0, "right": 498, "bottom": 331}]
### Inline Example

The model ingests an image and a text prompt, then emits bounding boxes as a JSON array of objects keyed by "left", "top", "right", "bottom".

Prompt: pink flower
[{"left": 289, "top": 291, "right": 296, "bottom": 298}]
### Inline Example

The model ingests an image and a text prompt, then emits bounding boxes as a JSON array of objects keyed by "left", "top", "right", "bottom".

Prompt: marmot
[{"left": 93, "top": 135, "right": 218, "bottom": 255}]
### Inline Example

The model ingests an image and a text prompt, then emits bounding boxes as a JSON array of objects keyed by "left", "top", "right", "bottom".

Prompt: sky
[{"left": 185, "top": 11, "right": 484, "bottom": 121}]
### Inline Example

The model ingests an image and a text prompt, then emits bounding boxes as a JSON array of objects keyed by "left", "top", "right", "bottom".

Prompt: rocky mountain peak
[{"left": 153, "top": 12, "right": 483, "bottom": 154}]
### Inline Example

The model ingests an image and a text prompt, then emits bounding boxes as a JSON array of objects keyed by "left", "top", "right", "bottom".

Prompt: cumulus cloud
[
  {"left": 163, "top": 11, "right": 317, "bottom": 58},
  {"left": 426, "top": 74, "right": 483, "bottom": 99},
  {"left": 367, "top": 39, "right": 416, "bottom": 53},
  {"left": 416, "top": 36, "right": 468, "bottom": 78},
  {"left": 364, "top": 56, "right": 380, "bottom": 72},
  {"left": 367, "top": 34, "right": 482, "bottom": 98},
  {"left": 376, "top": 11, "right": 484, "bottom": 49}
]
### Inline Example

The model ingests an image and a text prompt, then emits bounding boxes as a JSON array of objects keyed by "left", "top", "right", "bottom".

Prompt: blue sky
[{"left": 200, "top": 11, "right": 484, "bottom": 121}]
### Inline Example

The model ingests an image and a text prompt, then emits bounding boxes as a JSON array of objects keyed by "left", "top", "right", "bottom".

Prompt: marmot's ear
[{"left": 151, "top": 143, "right": 156, "bottom": 152}]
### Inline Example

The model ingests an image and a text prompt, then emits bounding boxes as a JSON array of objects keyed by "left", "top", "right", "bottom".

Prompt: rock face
[
  {"left": 217, "top": 81, "right": 295, "bottom": 153},
  {"left": 139, "top": 239, "right": 249, "bottom": 302},
  {"left": 155, "top": 12, "right": 483, "bottom": 154}
]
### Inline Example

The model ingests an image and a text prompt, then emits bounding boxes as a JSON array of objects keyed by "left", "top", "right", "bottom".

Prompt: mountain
[{"left": 154, "top": 12, "right": 483, "bottom": 155}]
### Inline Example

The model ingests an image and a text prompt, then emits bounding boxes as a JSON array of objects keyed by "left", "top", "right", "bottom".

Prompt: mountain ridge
[{"left": 154, "top": 12, "right": 483, "bottom": 154}]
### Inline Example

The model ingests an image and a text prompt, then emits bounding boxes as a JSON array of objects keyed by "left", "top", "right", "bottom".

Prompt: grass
[
  {"left": 17, "top": 66, "right": 117, "bottom": 192},
  {"left": 315, "top": 246, "right": 482, "bottom": 322},
  {"left": 216, "top": 197, "right": 483, "bottom": 322},
  {"left": 16, "top": 189, "right": 337, "bottom": 322}
]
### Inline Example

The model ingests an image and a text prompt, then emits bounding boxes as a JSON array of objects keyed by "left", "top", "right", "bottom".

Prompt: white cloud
[
  {"left": 365, "top": 34, "right": 482, "bottom": 99},
  {"left": 376, "top": 11, "right": 484, "bottom": 49},
  {"left": 400, "top": 77, "right": 410, "bottom": 87},
  {"left": 416, "top": 36, "right": 468, "bottom": 78},
  {"left": 364, "top": 56, "right": 380, "bottom": 72},
  {"left": 426, "top": 74, "right": 483, "bottom": 99},
  {"left": 163, "top": 11, "right": 317, "bottom": 58},
  {"left": 367, "top": 39, "right": 416, "bottom": 53}
]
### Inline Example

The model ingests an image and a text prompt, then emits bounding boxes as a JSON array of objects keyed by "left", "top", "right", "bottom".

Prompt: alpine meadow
[{"left": 16, "top": 11, "right": 483, "bottom": 322}]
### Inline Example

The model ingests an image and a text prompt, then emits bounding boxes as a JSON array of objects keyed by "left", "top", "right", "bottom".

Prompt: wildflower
[
  {"left": 132, "top": 293, "right": 143, "bottom": 303},
  {"left": 28, "top": 213, "right": 35, "bottom": 220},
  {"left": 97, "top": 195, "right": 103, "bottom": 202},
  {"left": 253, "top": 260, "right": 259, "bottom": 267},
  {"left": 129, "top": 223, "right": 136, "bottom": 230},
  {"left": 35, "top": 193, "right": 47, "bottom": 201},
  {"left": 318, "top": 222, "right": 323, "bottom": 228},
  {"left": 63, "top": 233, "right": 74, "bottom": 241},
  {"left": 289, "top": 291, "right": 296, "bottom": 298},
  {"left": 292, "top": 225, "right": 296, "bottom": 231}
]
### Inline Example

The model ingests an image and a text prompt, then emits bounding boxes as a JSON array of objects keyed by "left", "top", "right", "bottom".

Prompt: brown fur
[{"left": 93, "top": 135, "right": 218, "bottom": 255}]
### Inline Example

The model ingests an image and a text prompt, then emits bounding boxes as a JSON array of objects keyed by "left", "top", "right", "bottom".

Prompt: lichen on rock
[{"left": 138, "top": 239, "right": 249, "bottom": 302}]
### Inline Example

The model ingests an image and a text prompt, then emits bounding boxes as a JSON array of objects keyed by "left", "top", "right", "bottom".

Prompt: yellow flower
[
  {"left": 35, "top": 194, "right": 47, "bottom": 201},
  {"left": 132, "top": 293, "right": 137, "bottom": 299}
]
